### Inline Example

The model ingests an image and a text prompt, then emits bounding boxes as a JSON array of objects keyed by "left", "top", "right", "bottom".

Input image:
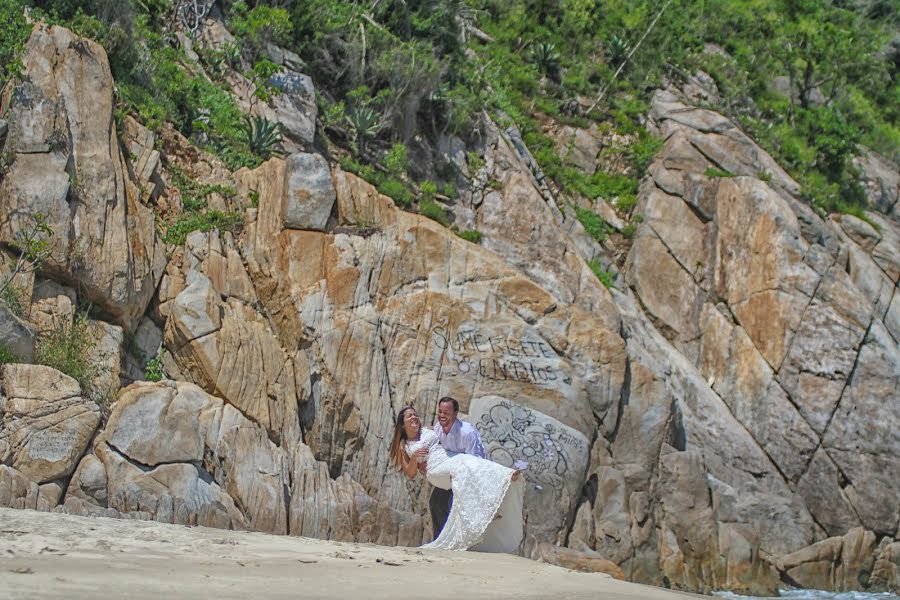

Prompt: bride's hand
[{"left": 413, "top": 448, "right": 429, "bottom": 461}]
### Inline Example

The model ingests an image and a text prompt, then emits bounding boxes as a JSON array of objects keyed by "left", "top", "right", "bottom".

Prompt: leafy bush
[
  {"left": 419, "top": 199, "right": 450, "bottom": 227},
  {"left": 466, "top": 151, "right": 486, "bottom": 176},
  {"left": 629, "top": 131, "right": 664, "bottom": 175},
  {"left": 456, "top": 230, "right": 483, "bottom": 244},
  {"left": 531, "top": 42, "right": 561, "bottom": 82},
  {"left": 0, "top": 211, "right": 56, "bottom": 306},
  {"left": 0, "top": 0, "right": 28, "bottom": 83},
  {"left": 420, "top": 180, "right": 438, "bottom": 202},
  {"left": 378, "top": 178, "right": 414, "bottom": 207},
  {"left": 384, "top": 143, "right": 410, "bottom": 178},
  {"left": 229, "top": 2, "right": 293, "bottom": 61}
]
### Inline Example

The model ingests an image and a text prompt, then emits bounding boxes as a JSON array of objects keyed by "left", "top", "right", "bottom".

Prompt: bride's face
[{"left": 403, "top": 410, "right": 421, "bottom": 437}]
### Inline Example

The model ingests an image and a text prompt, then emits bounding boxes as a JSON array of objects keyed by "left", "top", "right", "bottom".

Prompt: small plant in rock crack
[
  {"left": 144, "top": 350, "right": 165, "bottom": 382},
  {"left": 587, "top": 259, "right": 616, "bottom": 289},
  {"left": 0, "top": 211, "right": 56, "bottom": 308},
  {"left": 35, "top": 313, "right": 99, "bottom": 394}
]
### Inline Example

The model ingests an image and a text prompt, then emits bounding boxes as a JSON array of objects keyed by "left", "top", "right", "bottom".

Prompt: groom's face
[{"left": 437, "top": 401, "right": 457, "bottom": 432}]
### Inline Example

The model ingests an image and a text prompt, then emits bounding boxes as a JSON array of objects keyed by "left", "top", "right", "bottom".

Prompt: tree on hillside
[{"left": 773, "top": 0, "right": 885, "bottom": 116}]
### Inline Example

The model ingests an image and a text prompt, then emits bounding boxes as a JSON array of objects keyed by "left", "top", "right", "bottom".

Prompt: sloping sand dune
[{"left": 0, "top": 508, "right": 703, "bottom": 599}]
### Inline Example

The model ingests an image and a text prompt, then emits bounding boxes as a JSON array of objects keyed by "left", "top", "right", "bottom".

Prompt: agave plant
[
  {"left": 531, "top": 42, "right": 561, "bottom": 82},
  {"left": 242, "top": 115, "right": 283, "bottom": 159},
  {"left": 345, "top": 105, "right": 383, "bottom": 157},
  {"left": 608, "top": 35, "right": 628, "bottom": 66}
]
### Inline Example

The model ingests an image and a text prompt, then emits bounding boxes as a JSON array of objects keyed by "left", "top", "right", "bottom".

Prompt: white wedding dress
[{"left": 406, "top": 427, "right": 524, "bottom": 552}]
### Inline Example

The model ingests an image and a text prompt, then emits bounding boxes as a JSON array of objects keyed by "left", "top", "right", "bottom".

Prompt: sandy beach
[{"left": 0, "top": 508, "right": 705, "bottom": 599}]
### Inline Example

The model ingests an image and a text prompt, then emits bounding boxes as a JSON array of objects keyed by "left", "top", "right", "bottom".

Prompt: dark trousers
[{"left": 429, "top": 487, "right": 453, "bottom": 538}]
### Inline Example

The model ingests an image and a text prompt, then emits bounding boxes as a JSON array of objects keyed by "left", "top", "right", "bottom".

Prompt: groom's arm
[{"left": 462, "top": 424, "right": 486, "bottom": 458}]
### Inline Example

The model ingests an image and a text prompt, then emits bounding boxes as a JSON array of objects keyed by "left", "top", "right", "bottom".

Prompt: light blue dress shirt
[{"left": 433, "top": 419, "right": 486, "bottom": 458}]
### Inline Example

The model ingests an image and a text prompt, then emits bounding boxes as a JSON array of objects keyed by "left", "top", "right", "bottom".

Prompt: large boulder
[
  {"left": 283, "top": 152, "right": 336, "bottom": 230},
  {"left": 60, "top": 380, "right": 420, "bottom": 542},
  {"left": 0, "top": 25, "right": 165, "bottom": 330},
  {"left": 470, "top": 395, "right": 591, "bottom": 546},
  {"left": 624, "top": 90, "right": 900, "bottom": 556},
  {"left": 0, "top": 364, "right": 99, "bottom": 484}
]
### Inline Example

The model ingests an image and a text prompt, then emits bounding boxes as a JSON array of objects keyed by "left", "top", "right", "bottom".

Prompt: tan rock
[
  {"left": 94, "top": 381, "right": 285, "bottom": 532},
  {"left": 67, "top": 454, "right": 108, "bottom": 507},
  {"left": 777, "top": 265, "right": 871, "bottom": 436},
  {"left": 121, "top": 115, "right": 162, "bottom": 201},
  {"left": 871, "top": 538, "right": 900, "bottom": 593},
  {"left": 854, "top": 148, "right": 899, "bottom": 220},
  {"left": 697, "top": 304, "right": 818, "bottom": 481},
  {"left": 624, "top": 229, "right": 704, "bottom": 345},
  {"left": 550, "top": 124, "right": 604, "bottom": 175},
  {"left": 795, "top": 448, "right": 864, "bottom": 537},
  {"left": 87, "top": 319, "right": 124, "bottom": 403},
  {"left": 868, "top": 213, "right": 900, "bottom": 282},
  {"left": 0, "top": 25, "right": 166, "bottom": 329},
  {"left": 0, "top": 303, "right": 35, "bottom": 362},
  {"left": 535, "top": 542, "right": 626, "bottom": 579},
  {"left": 122, "top": 316, "right": 163, "bottom": 383},
  {"left": 0, "top": 364, "right": 99, "bottom": 483},
  {"left": 27, "top": 279, "right": 76, "bottom": 337},
  {"left": 287, "top": 442, "right": 424, "bottom": 546},
  {"left": 0, "top": 464, "right": 40, "bottom": 510},
  {"left": 821, "top": 321, "right": 900, "bottom": 535},
  {"left": 469, "top": 396, "right": 591, "bottom": 546},
  {"left": 780, "top": 528, "right": 877, "bottom": 592}
]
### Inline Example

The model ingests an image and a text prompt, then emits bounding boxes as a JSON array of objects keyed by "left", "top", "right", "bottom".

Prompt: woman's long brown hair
[{"left": 389, "top": 406, "right": 417, "bottom": 469}]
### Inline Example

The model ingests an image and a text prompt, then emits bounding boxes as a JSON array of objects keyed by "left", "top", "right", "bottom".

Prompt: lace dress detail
[{"left": 406, "top": 428, "right": 523, "bottom": 552}]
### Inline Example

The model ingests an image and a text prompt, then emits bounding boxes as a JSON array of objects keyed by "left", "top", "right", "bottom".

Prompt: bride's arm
[{"left": 401, "top": 452, "right": 419, "bottom": 480}]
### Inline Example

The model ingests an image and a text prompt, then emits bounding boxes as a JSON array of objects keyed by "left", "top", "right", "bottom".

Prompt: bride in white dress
[{"left": 389, "top": 406, "right": 525, "bottom": 552}]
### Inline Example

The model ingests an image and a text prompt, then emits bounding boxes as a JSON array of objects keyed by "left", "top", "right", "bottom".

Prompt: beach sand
[{"left": 0, "top": 507, "right": 704, "bottom": 599}]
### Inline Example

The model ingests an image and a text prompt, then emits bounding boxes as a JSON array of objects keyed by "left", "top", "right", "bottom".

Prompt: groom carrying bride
[
  {"left": 390, "top": 400, "right": 523, "bottom": 552},
  {"left": 420, "top": 397, "right": 486, "bottom": 538}
]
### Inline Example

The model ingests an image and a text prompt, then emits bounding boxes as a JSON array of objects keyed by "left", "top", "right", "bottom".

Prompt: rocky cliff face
[{"left": 1, "top": 24, "right": 897, "bottom": 596}]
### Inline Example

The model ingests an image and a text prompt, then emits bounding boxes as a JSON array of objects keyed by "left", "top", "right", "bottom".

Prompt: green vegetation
[
  {"left": 12, "top": 0, "right": 893, "bottom": 220},
  {"left": 587, "top": 259, "right": 616, "bottom": 289},
  {"left": 705, "top": 167, "right": 735, "bottom": 178},
  {"left": 35, "top": 313, "right": 99, "bottom": 394},
  {"left": 420, "top": 180, "right": 439, "bottom": 203},
  {"left": 163, "top": 210, "right": 244, "bottom": 246},
  {"left": 158, "top": 168, "right": 243, "bottom": 245},
  {"left": 0, "top": 344, "right": 19, "bottom": 366},
  {"left": 574, "top": 206, "right": 610, "bottom": 243},
  {"left": 419, "top": 199, "right": 450, "bottom": 226},
  {"left": 242, "top": 115, "right": 283, "bottom": 158},
  {"left": 0, "top": 283, "right": 29, "bottom": 317},
  {"left": 144, "top": 350, "right": 165, "bottom": 382},
  {"left": 0, "top": 212, "right": 55, "bottom": 315},
  {"left": 456, "top": 229, "right": 483, "bottom": 244},
  {"left": 0, "top": 0, "right": 28, "bottom": 84}
]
